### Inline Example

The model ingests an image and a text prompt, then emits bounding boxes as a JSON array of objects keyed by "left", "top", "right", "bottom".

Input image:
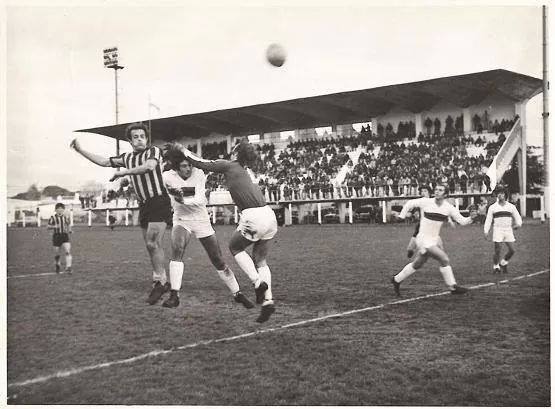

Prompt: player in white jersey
[
  {"left": 161, "top": 143, "right": 254, "bottom": 309},
  {"left": 392, "top": 182, "right": 477, "bottom": 296},
  {"left": 483, "top": 186, "right": 522, "bottom": 274}
]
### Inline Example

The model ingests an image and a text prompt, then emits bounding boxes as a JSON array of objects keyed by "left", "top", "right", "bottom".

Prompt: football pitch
[{"left": 6, "top": 222, "right": 550, "bottom": 405}]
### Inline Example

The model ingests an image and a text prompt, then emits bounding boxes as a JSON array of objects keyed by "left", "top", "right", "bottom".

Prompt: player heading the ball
[{"left": 178, "top": 139, "right": 278, "bottom": 323}]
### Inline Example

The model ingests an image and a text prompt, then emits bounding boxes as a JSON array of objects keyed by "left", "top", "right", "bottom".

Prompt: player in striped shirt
[
  {"left": 392, "top": 182, "right": 477, "bottom": 296},
  {"left": 483, "top": 186, "right": 522, "bottom": 274},
  {"left": 47, "top": 203, "right": 73, "bottom": 274},
  {"left": 181, "top": 140, "right": 278, "bottom": 323},
  {"left": 160, "top": 143, "right": 254, "bottom": 309},
  {"left": 71, "top": 122, "right": 173, "bottom": 304}
]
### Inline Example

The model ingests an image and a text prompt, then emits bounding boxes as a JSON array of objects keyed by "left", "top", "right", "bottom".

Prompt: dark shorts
[
  {"left": 53, "top": 233, "right": 70, "bottom": 247},
  {"left": 139, "top": 195, "right": 172, "bottom": 229}
]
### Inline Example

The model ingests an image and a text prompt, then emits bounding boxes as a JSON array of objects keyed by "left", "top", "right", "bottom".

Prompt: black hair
[
  {"left": 163, "top": 143, "right": 187, "bottom": 171},
  {"left": 55, "top": 203, "right": 65, "bottom": 209},
  {"left": 235, "top": 140, "right": 258, "bottom": 167},
  {"left": 125, "top": 122, "right": 149, "bottom": 141}
]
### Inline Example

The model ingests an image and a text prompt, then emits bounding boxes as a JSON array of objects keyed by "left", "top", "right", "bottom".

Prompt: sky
[{"left": 3, "top": 0, "right": 547, "bottom": 197}]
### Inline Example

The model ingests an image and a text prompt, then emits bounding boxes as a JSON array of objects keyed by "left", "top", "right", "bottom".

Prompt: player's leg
[
  {"left": 199, "top": 233, "right": 254, "bottom": 309},
  {"left": 406, "top": 236, "right": 417, "bottom": 259},
  {"left": 426, "top": 245, "right": 467, "bottom": 294},
  {"left": 53, "top": 245, "right": 61, "bottom": 274},
  {"left": 500, "top": 241, "right": 515, "bottom": 274},
  {"left": 229, "top": 229, "right": 263, "bottom": 288},
  {"left": 143, "top": 221, "right": 169, "bottom": 305},
  {"left": 252, "top": 239, "right": 273, "bottom": 304},
  {"left": 392, "top": 251, "right": 429, "bottom": 296},
  {"left": 493, "top": 242, "right": 502, "bottom": 274},
  {"left": 61, "top": 241, "right": 72, "bottom": 273},
  {"left": 162, "top": 224, "right": 191, "bottom": 308}
]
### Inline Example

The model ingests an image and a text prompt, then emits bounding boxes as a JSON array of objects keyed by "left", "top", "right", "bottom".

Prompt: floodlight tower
[
  {"left": 103, "top": 47, "right": 124, "bottom": 156},
  {"left": 542, "top": 6, "right": 549, "bottom": 218}
]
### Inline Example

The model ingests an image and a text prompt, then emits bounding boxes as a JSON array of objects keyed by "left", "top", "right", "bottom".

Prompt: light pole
[{"left": 103, "top": 47, "right": 124, "bottom": 156}]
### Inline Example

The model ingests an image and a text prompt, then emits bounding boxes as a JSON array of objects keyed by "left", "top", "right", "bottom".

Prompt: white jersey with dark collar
[
  {"left": 400, "top": 197, "right": 472, "bottom": 239},
  {"left": 162, "top": 168, "right": 210, "bottom": 221}
]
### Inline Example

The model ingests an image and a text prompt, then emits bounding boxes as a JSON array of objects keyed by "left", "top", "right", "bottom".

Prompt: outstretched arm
[
  {"left": 70, "top": 139, "right": 112, "bottom": 167},
  {"left": 399, "top": 198, "right": 424, "bottom": 219},
  {"left": 181, "top": 148, "right": 233, "bottom": 173},
  {"left": 450, "top": 206, "right": 477, "bottom": 226},
  {"left": 109, "top": 158, "right": 158, "bottom": 181}
]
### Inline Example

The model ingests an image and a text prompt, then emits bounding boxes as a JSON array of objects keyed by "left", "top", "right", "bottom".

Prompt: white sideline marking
[
  {"left": 8, "top": 268, "right": 549, "bottom": 390},
  {"left": 8, "top": 271, "right": 66, "bottom": 279}
]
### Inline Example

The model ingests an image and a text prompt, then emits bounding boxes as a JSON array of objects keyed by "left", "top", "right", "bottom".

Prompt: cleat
[
  {"left": 256, "top": 303, "right": 276, "bottom": 323},
  {"left": 450, "top": 285, "right": 468, "bottom": 295},
  {"left": 234, "top": 292, "right": 254, "bottom": 309},
  {"left": 65, "top": 267, "right": 72, "bottom": 274},
  {"left": 407, "top": 250, "right": 414, "bottom": 259},
  {"left": 493, "top": 267, "right": 501, "bottom": 274},
  {"left": 147, "top": 281, "right": 170, "bottom": 305},
  {"left": 501, "top": 264, "right": 508, "bottom": 274},
  {"left": 254, "top": 281, "right": 269, "bottom": 304},
  {"left": 55, "top": 264, "right": 61, "bottom": 274},
  {"left": 162, "top": 290, "right": 180, "bottom": 308},
  {"left": 391, "top": 277, "right": 401, "bottom": 297}
]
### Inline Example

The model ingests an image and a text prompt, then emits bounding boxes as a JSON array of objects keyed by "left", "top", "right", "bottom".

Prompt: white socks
[
  {"left": 168, "top": 261, "right": 183, "bottom": 291},
  {"left": 257, "top": 265, "right": 273, "bottom": 303},
  {"left": 439, "top": 265, "right": 456, "bottom": 288},
  {"left": 500, "top": 259, "right": 508, "bottom": 266},
  {"left": 152, "top": 270, "right": 167, "bottom": 285},
  {"left": 394, "top": 263, "right": 416, "bottom": 283},
  {"left": 65, "top": 254, "right": 72, "bottom": 268},
  {"left": 217, "top": 266, "right": 240, "bottom": 295},
  {"left": 234, "top": 251, "right": 261, "bottom": 287}
]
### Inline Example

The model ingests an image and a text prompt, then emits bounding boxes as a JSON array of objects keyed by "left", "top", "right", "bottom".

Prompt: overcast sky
[{"left": 4, "top": 0, "right": 546, "bottom": 196}]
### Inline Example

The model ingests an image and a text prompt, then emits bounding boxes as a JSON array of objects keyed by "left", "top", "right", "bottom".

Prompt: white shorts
[
  {"left": 237, "top": 205, "right": 278, "bottom": 242},
  {"left": 492, "top": 229, "right": 515, "bottom": 243},
  {"left": 173, "top": 217, "right": 215, "bottom": 239},
  {"left": 415, "top": 235, "right": 442, "bottom": 254}
]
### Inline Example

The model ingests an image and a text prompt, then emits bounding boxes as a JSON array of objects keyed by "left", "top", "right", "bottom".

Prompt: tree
[
  {"left": 42, "top": 185, "right": 73, "bottom": 198},
  {"left": 11, "top": 184, "right": 41, "bottom": 200}
]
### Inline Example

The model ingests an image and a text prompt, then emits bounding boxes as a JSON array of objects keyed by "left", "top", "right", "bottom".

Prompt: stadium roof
[{"left": 76, "top": 69, "right": 542, "bottom": 141}]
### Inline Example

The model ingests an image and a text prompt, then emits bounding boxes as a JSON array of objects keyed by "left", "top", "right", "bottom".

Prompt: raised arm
[
  {"left": 70, "top": 139, "right": 112, "bottom": 167},
  {"left": 182, "top": 148, "right": 233, "bottom": 173}
]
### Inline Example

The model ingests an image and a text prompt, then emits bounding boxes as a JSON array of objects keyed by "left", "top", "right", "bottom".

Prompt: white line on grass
[
  {"left": 7, "top": 268, "right": 550, "bottom": 390},
  {"left": 8, "top": 271, "right": 66, "bottom": 279}
]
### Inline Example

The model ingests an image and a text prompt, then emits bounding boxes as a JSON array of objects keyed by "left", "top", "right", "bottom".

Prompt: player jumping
[
  {"left": 392, "top": 182, "right": 477, "bottom": 296},
  {"left": 180, "top": 140, "right": 278, "bottom": 323},
  {"left": 71, "top": 123, "right": 173, "bottom": 305},
  {"left": 161, "top": 143, "right": 254, "bottom": 309},
  {"left": 483, "top": 186, "right": 522, "bottom": 274}
]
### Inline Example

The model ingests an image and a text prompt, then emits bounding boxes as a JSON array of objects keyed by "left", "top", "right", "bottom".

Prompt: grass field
[{"left": 6, "top": 222, "right": 550, "bottom": 405}]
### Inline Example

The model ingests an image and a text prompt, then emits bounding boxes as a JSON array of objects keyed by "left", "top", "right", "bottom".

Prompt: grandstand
[{"left": 11, "top": 69, "right": 538, "bottom": 228}]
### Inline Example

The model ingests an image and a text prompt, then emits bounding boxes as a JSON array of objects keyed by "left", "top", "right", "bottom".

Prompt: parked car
[
  {"left": 322, "top": 207, "right": 340, "bottom": 224},
  {"left": 354, "top": 204, "right": 377, "bottom": 223}
]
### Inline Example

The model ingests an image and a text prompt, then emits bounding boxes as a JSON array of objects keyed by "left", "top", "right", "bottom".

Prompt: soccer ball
[{"left": 266, "top": 43, "right": 286, "bottom": 67}]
